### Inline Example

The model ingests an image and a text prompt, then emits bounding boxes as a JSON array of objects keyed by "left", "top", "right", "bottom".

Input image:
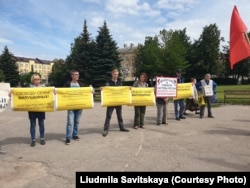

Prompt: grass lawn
[{"left": 216, "top": 85, "right": 250, "bottom": 105}]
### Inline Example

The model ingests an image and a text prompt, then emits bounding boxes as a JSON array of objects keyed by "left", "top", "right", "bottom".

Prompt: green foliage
[
  {"left": 135, "top": 28, "right": 190, "bottom": 79},
  {"left": 134, "top": 36, "right": 163, "bottom": 79},
  {"left": 48, "top": 59, "right": 69, "bottom": 87},
  {"left": 193, "top": 24, "right": 221, "bottom": 76},
  {"left": 0, "top": 69, "right": 5, "bottom": 82},
  {"left": 19, "top": 72, "right": 33, "bottom": 86},
  {"left": 65, "top": 20, "right": 93, "bottom": 85},
  {"left": 0, "top": 46, "right": 19, "bottom": 86},
  {"left": 91, "top": 21, "right": 122, "bottom": 87}
]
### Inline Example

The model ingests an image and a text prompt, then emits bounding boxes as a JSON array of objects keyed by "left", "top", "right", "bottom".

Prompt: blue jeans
[
  {"left": 174, "top": 99, "right": 185, "bottom": 118},
  {"left": 66, "top": 110, "right": 82, "bottom": 139},
  {"left": 30, "top": 118, "right": 44, "bottom": 140}
]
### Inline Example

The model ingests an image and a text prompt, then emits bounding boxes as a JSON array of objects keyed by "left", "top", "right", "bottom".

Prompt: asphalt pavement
[{"left": 0, "top": 102, "right": 250, "bottom": 188}]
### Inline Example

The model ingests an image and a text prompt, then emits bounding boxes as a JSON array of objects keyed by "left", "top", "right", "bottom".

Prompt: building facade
[
  {"left": 13, "top": 56, "right": 54, "bottom": 84},
  {"left": 118, "top": 43, "right": 137, "bottom": 81}
]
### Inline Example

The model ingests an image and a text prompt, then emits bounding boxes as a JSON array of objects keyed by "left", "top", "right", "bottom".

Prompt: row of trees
[
  {"left": 1, "top": 20, "right": 249, "bottom": 87},
  {"left": 134, "top": 24, "right": 250, "bottom": 82}
]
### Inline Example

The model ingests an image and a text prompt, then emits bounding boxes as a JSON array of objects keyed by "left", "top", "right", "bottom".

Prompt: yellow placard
[
  {"left": 56, "top": 87, "right": 94, "bottom": 110},
  {"left": 198, "top": 94, "right": 205, "bottom": 106},
  {"left": 174, "top": 83, "right": 193, "bottom": 100},
  {"left": 11, "top": 87, "right": 55, "bottom": 112},
  {"left": 130, "top": 87, "right": 155, "bottom": 106},
  {"left": 101, "top": 86, "right": 131, "bottom": 106}
]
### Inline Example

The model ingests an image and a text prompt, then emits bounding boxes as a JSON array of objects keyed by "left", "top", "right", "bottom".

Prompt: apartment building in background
[
  {"left": 13, "top": 56, "right": 54, "bottom": 84},
  {"left": 118, "top": 43, "right": 138, "bottom": 81}
]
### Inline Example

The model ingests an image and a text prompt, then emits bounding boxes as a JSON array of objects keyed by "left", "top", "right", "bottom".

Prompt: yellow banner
[
  {"left": 174, "top": 83, "right": 193, "bottom": 100},
  {"left": 11, "top": 87, "right": 55, "bottom": 112},
  {"left": 130, "top": 87, "right": 155, "bottom": 106},
  {"left": 56, "top": 87, "right": 94, "bottom": 110},
  {"left": 101, "top": 86, "right": 131, "bottom": 106}
]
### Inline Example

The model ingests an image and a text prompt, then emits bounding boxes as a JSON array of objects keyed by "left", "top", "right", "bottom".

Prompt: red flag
[{"left": 229, "top": 5, "right": 250, "bottom": 69}]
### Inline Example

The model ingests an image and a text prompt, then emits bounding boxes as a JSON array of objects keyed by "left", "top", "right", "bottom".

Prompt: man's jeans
[
  {"left": 174, "top": 99, "right": 185, "bottom": 118},
  {"left": 30, "top": 118, "right": 44, "bottom": 140},
  {"left": 66, "top": 110, "right": 82, "bottom": 139}
]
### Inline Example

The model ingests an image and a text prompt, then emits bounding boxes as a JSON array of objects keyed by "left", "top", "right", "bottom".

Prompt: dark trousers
[
  {"left": 30, "top": 118, "right": 45, "bottom": 140},
  {"left": 134, "top": 106, "right": 146, "bottom": 126},
  {"left": 200, "top": 96, "right": 212, "bottom": 117},
  {"left": 104, "top": 106, "right": 123, "bottom": 130}
]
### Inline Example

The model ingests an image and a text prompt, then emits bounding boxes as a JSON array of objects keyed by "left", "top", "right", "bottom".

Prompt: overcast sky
[{"left": 0, "top": 0, "right": 250, "bottom": 60}]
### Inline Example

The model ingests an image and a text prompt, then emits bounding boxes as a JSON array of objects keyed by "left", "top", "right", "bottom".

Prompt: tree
[
  {"left": 91, "top": 21, "right": 122, "bottom": 87},
  {"left": 0, "top": 46, "right": 19, "bottom": 86},
  {"left": 160, "top": 29, "right": 190, "bottom": 76},
  {"left": 193, "top": 24, "right": 222, "bottom": 77},
  {"left": 0, "top": 69, "right": 5, "bottom": 82},
  {"left": 48, "top": 59, "right": 68, "bottom": 87},
  {"left": 134, "top": 36, "right": 163, "bottom": 80},
  {"left": 134, "top": 29, "right": 190, "bottom": 79},
  {"left": 65, "top": 20, "right": 93, "bottom": 85}
]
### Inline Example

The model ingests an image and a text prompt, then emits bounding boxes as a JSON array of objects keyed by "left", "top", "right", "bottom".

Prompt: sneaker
[
  {"left": 40, "top": 139, "right": 46, "bottom": 145},
  {"left": 72, "top": 136, "right": 80, "bottom": 141},
  {"left": 139, "top": 126, "right": 144, "bottom": 129},
  {"left": 102, "top": 130, "right": 108, "bottom": 137},
  {"left": 134, "top": 126, "right": 139, "bottom": 129},
  {"left": 65, "top": 139, "right": 70, "bottom": 145},
  {"left": 31, "top": 140, "right": 36, "bottom": 147}
]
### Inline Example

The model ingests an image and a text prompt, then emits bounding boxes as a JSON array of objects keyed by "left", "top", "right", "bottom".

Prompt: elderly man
[{"left": 196, "top": 73, "right": 217, "bottom": 119}]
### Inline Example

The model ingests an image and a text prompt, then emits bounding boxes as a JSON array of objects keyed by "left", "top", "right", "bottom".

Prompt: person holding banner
[
  {"left": 174, "top": 69, "right": 186, "bottom": 121},
  {"left": 196, "top": 73, "right": 217, "bottom": 119},
  {"left": 64, "top": 70, "right": 84, "bottom": 145},
  {"left": 102, "top": 69, "right": 129, "bottom": 137},
  {"left": 132, "top": 72, "right": 149, "bottom": 129},
  {"left": 154, "top": 74, "right": 168, "bottom": 125},
  {"left": 28, "top": 74, "right": 46, "bottom": 147}
]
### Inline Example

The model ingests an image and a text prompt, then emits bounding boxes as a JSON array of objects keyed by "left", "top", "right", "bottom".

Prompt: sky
[{"left": 1, "top": 0, "right": 250, "bottom": 61}]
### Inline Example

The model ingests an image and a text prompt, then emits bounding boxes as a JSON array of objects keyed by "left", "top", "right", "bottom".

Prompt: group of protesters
[{"left": 0, "top": 68, "right": 217, "bottom": 150}]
